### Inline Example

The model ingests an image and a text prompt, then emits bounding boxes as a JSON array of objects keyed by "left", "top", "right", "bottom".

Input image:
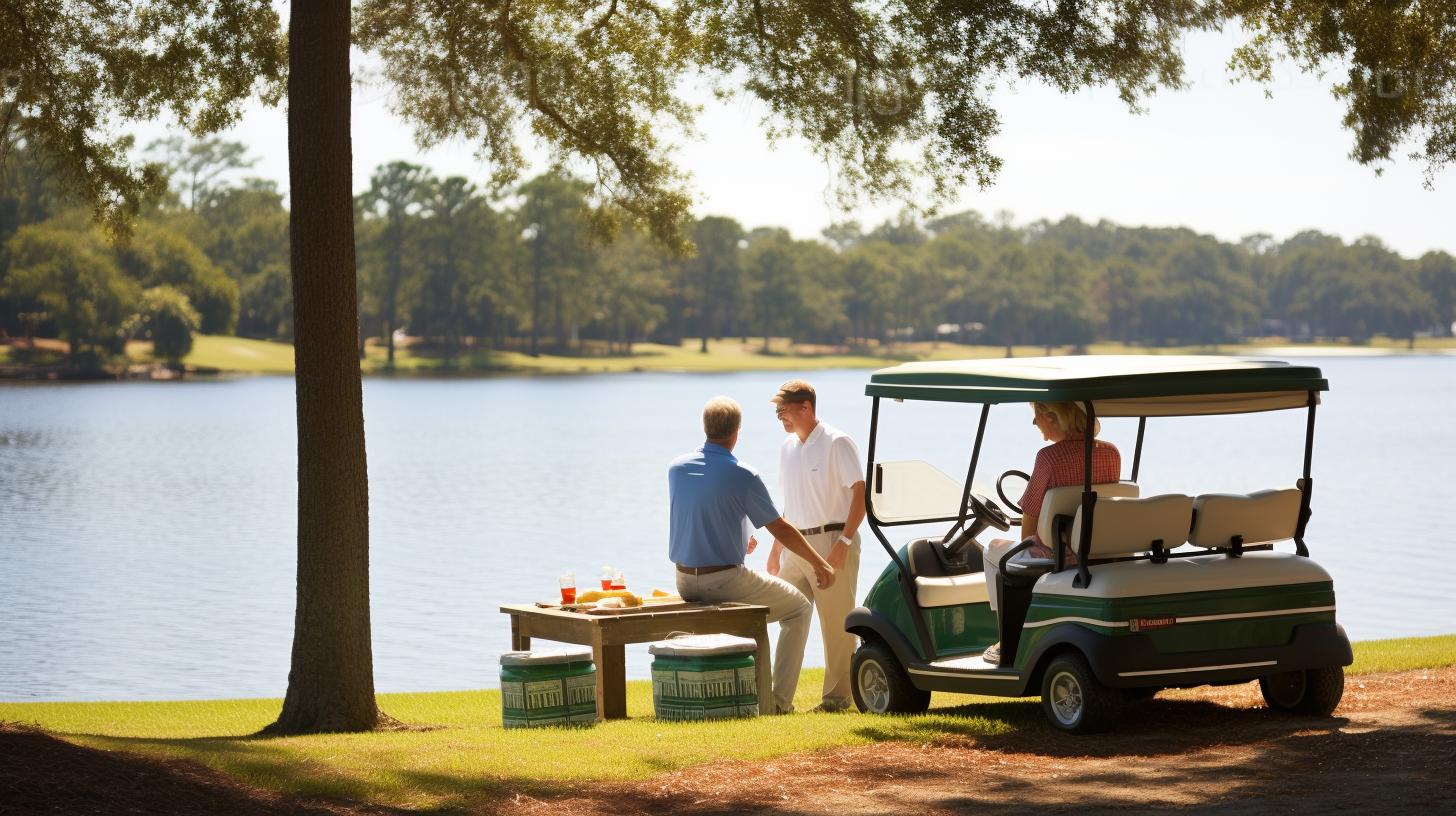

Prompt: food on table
[{"left": 575, "top": 588, "right": 642, "bottom": 607}]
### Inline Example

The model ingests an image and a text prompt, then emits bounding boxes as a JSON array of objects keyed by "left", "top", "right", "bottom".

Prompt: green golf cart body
[{"left": 845, "top": 355, "right": 1353, "bottom": 733}]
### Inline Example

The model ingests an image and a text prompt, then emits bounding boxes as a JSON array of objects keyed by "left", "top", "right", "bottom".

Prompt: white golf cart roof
[{"left": 865, "top": 355, "right": 1326, "bottom": 416}]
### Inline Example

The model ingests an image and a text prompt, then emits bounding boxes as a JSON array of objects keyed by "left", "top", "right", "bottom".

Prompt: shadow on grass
[{"left": 40, "top": 699, "right": 1456, "bottom": 815}]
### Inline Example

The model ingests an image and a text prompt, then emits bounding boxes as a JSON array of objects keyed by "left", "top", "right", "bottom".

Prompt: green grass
[
  {"left": 1, "top": 634, "right": 1451, "bottom": 809},
  {"left": 6, "top": 333, "right": 1453, "bottom": 380},
  {"left": 1345, "top": 633, "right": 1456, "bottom": 675},
  {"left": 179, "top": 335, "right": 296, "bottom": 374},
  {"left": 0, "top": 669, "right": 1028, "bottom": 809}
]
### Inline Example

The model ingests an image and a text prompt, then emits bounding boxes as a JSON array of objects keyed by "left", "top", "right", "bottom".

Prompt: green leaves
[{"left": 2, "top": 1, "right": 284, "bottom": 234}]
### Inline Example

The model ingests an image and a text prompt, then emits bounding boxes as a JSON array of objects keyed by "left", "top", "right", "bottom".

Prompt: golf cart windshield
[{"left": 871, "top": 460, "right": 972, "bottom": 524}]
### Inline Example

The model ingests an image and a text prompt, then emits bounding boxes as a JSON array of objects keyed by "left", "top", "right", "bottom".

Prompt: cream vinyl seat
[{"left": 1188, "top": 488, "right": 1302, "bottom": 550}]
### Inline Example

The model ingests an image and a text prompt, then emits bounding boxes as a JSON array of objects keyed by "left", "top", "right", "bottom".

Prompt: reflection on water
[{"left": 1, "top": 357, "right": 1453, "bottom": 701}]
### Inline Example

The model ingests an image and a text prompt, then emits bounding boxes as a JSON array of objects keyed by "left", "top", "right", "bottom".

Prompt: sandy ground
[
  {"left": 509, "top": 666, "right": 1456, "bottom": 816},
  {"left": 3, "top": 667, "right": 1452, "bottom": 815}
]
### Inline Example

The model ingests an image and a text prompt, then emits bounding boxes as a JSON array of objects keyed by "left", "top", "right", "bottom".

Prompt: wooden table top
[{"left": 499, "top": 601, "right": 767, "bottom": 622}]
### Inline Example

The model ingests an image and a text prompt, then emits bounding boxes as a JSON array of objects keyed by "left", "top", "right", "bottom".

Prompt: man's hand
[
  {"left": 827, "top": 538, "right": 849, "bottom": 570},
  {"left": 766, "top": 540, "right": 782, "bottom": 576},
  {"left": 813, "top": 560, "right": 835, "bottom": 590},
  {"left": 747, "top": 535, "right": 758, "bottom": 554}
]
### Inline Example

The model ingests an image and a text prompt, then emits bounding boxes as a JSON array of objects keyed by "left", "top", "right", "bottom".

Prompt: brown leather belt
[
  {"left": 797, "top": 522, "right": 845, "bottom": 537},
  {"left": 676, "top": 563, "right": 738, "bottom": 576}
]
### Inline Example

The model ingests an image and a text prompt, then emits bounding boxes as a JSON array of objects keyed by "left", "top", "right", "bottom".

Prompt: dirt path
[
  {"left": 507, "top": 666, "right": 1456, "bottom": 816},
  {"left": 3, "top": 667, "right": 1451, "bottom": 815}
]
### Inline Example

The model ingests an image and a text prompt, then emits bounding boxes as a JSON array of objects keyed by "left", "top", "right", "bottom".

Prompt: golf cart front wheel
[
  {"left": 1040, "top": 652, "right": 1123, "bottom": 734},
  {"left": 1259, "top": 667, "right": 1344, "bottom": 716},
  {"left": 851, "top": 640, "right": 930, "bottom": 714}
]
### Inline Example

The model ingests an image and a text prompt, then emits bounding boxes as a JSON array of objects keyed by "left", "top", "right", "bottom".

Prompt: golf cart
[{"left": 846, "top": 356, "right": 1352, "bottom": 733}]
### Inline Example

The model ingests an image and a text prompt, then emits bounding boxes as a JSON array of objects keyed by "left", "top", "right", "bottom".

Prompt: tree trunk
[{"left": 264, "top": 0, "right": 381, "bottom": 735}]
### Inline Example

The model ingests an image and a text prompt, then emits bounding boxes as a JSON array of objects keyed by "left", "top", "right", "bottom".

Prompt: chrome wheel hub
[
  {"left": 1049, "top": 670, "right": 1084, "bottom": 727},
  {"left": 858, "top": 660, "right": 891, "bottom": 713}
]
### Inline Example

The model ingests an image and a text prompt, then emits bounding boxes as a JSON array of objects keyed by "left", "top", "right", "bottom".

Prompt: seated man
[
  {"left": 669, "top": 395, "right": 836, "bottom": 714},
  {"left": 982, "top": 401, "right": 1121, "bottom": 665}
]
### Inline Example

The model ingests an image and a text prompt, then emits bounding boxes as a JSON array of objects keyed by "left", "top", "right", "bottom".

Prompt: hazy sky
[{"left": 131, "top": 27, "right": 1455, "bottom": 258}]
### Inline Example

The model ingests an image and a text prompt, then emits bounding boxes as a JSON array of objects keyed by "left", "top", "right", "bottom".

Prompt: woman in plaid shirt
[{"left": 982, "top": 402, "right": 1121, "bottom": 665}]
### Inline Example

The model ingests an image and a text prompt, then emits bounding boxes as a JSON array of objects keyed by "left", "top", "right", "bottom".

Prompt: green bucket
[
  {"left": 649, "top": 634, "right": 758, "bottom": 721},
  {"left": 500, "top": 648, "right": 597, "bottom": 728}
]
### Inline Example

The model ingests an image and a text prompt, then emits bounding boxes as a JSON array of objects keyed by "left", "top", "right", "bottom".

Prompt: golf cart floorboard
[{"left": 908, "top": 654, "right": 1023, "bottom": 690}]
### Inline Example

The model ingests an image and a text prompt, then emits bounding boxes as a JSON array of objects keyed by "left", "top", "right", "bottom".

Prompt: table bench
[{"left": 499, "top": 602, "right": 772, "bottom": 720}]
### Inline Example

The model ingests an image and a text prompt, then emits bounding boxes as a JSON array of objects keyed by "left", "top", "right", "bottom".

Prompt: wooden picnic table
[{"left": 499, "top": 602, "right": 772, "bottom": 721}]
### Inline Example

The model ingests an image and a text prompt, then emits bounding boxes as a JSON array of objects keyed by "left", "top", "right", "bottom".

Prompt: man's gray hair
[{"left": 703, "top": 395, "right": 742, "bottom": 440}]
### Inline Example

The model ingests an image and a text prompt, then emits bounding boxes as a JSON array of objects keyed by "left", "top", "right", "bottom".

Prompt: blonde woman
[{"left": 981, "top": 402, "right": 1121, "bottom": 665}]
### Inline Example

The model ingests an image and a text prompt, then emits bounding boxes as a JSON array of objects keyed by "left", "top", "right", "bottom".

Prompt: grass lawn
[{"left": 1, "top": 634, "right": 1451, "bottom": 810}]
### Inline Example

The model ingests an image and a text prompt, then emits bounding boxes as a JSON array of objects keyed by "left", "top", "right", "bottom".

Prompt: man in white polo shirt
[{"left": 765, "top": 379, "right": 866, "bottom": 712}]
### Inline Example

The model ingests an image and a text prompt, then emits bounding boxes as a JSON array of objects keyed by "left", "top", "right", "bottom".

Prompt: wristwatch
[{"left": 837, "top": 534, "right": 853, "bottom": 546}]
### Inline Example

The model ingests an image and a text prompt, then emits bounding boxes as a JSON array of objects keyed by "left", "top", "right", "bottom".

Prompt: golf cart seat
[
  {"left": 915, "top": 571, "right": 989, "bottom": 607},
  {"left": 1071, "top": 493, "right": 1195, "bottom": 559},
  {"left": 906, "top": 537, "right": 987, "bottom": 607},
  {"left": 1189, "top": 488, "right": 1302, "bottom": 553},
  {"left": 1036, "top": 482, "right": 1140, "bottom": 549}
]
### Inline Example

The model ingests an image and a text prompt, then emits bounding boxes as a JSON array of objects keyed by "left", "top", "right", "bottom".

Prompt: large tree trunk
[{"left": 265, "top": 0, "right": 381, "bottom": 735}]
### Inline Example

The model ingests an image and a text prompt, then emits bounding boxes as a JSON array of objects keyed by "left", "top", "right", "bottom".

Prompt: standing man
[
  {"left": 669, "top": 395, "right": 836, "bottom": 714},
  {"left": 766, "top": 380, "right": 866, "bottom": 712}
]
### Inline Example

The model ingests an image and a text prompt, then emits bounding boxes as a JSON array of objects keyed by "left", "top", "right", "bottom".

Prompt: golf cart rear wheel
[
  {"left": 1259, "top": 667, "right": 1344, "bottom": 716},
  {"left": 852, "top": 640, "right": 930, "bottom": 715},
  {"left": 1040, "top": 652, "right": 1123, "bottom": 734}
]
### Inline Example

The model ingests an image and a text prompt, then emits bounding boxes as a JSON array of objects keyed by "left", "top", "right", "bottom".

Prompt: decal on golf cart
[{"left": 1128, "top": 616, "right": 1177, "bottom": 632}]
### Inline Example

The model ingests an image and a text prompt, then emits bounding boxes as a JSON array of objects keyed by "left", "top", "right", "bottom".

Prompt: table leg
[
  {"left": 510, "top": 615, "right": 530, "bottom": 652},
  {"left": 590, "top": 630, "right": 629, "bottom": 720},
  {"left": 753, "top": 620, "right": 773, "bottom": 715}
]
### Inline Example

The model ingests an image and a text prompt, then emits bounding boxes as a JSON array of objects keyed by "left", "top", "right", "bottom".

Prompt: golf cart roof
[{"left": 865, "top": 355, "right": 1326, "bottom": 416}]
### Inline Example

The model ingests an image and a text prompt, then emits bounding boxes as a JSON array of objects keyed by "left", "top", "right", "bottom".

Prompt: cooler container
[
  {"left": 649, "top": 634, "right": 759, "bottom": 721},
  {"left": 499, "top": 647, "right": 597, "bottom": 727}
]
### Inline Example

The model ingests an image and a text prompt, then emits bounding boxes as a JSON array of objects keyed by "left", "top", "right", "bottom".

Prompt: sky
[{"left": 129, "top": 26, "right": 1456, "bottom": 259}]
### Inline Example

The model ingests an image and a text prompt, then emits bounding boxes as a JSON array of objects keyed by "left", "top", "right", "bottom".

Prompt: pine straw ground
[{"left": 5, "top": 666, "right": 1454, "bottom": 816}]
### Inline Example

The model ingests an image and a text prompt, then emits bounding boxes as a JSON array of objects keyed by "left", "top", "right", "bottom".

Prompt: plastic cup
[
  {"left": 610, "top": 569, "right": 626, "bottom": 591},
  {"left": 559, "top": 573, "right": 577, "bottom": 605}
]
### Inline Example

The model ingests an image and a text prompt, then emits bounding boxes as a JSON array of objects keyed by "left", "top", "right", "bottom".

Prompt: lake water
[{"left": 2, "top": 357, "right": 1454, "bottom": 702}]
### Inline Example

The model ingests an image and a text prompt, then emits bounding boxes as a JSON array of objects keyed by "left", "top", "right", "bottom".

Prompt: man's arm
[
  {"left": 765, "top": 517, "right": 834, "bottom": 589},
  {"left": 828, "top": 480, "right": 866, "bottom": 570}
]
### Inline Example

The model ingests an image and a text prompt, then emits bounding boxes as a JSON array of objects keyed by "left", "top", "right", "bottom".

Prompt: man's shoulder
[{"left": 668, "top": 448, "right": 707, "bottom": 470}]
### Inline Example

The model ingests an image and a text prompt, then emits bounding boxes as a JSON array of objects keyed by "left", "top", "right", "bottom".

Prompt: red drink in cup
[
  {"left": 610, "top": 569, "right": 626, "bottom": 591},
  {"left": 559, "top": 573, "right": 576, "bottom": 605}
]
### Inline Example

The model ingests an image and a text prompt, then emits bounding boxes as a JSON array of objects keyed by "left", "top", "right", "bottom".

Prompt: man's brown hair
[
  {"left": 771, "top": 379, "right": 816, "bottom": 409},
  {"left": 703, "top": 396, "right": 742, "bottom": 440}
]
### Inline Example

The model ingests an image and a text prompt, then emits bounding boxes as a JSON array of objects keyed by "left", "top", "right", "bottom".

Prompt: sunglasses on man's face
[{"left": 775, "top": 403, "right": 803, "bottom": 418}]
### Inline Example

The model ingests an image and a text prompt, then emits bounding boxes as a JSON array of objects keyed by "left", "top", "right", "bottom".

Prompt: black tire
[
  {"left": 1040, "top": 652, "right": 1123, "bottom": 734},
  {"left": 1259, "top": 667, "right": 1344, "bottom": 716},
  {"left": 851, "top": 639, "right": 930, "bottom": 715}
]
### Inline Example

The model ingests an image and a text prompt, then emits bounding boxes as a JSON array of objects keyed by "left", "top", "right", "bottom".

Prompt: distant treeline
[{"left": 3, "top": 137, "right": 1455, "bottom": 367}]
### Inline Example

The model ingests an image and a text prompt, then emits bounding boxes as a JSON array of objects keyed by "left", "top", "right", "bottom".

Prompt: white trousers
[
  {"left": 676, "top": 565, "right": 812, "bottom": 713},
  {"left": 779, "top": 530, "right": 861, "bottom": 707},
  {"left": 982, "top": 537, "right": 1021, "bottom": 613}
]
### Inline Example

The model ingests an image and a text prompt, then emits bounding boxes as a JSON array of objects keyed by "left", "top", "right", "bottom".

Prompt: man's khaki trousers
[
  {"left": 779, "top": 530, "right": 861, "bottom": 709},
  {"left": 675, "top": 565, "right": 812, "bottom": 714}
]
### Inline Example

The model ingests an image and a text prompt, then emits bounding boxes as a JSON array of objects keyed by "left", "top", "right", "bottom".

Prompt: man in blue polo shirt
[{"left": 670, "top": 395, "right": 835, "bottom": 714}]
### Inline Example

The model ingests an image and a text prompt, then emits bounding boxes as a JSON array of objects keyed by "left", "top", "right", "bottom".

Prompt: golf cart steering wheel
[
  {"left": 944, "top": 493, "right": 1013, "bottom": 558},
  {"left": 968, "top": 492, "right": 1012, "bottom": 532},
  {"left": 997, "top": 469, "right": 1030, "bottom": 514}
]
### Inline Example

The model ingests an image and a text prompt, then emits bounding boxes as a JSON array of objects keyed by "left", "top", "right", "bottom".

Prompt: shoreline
[{"left": 3, "top": 336, "right": 1454, "bottom": 383}]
